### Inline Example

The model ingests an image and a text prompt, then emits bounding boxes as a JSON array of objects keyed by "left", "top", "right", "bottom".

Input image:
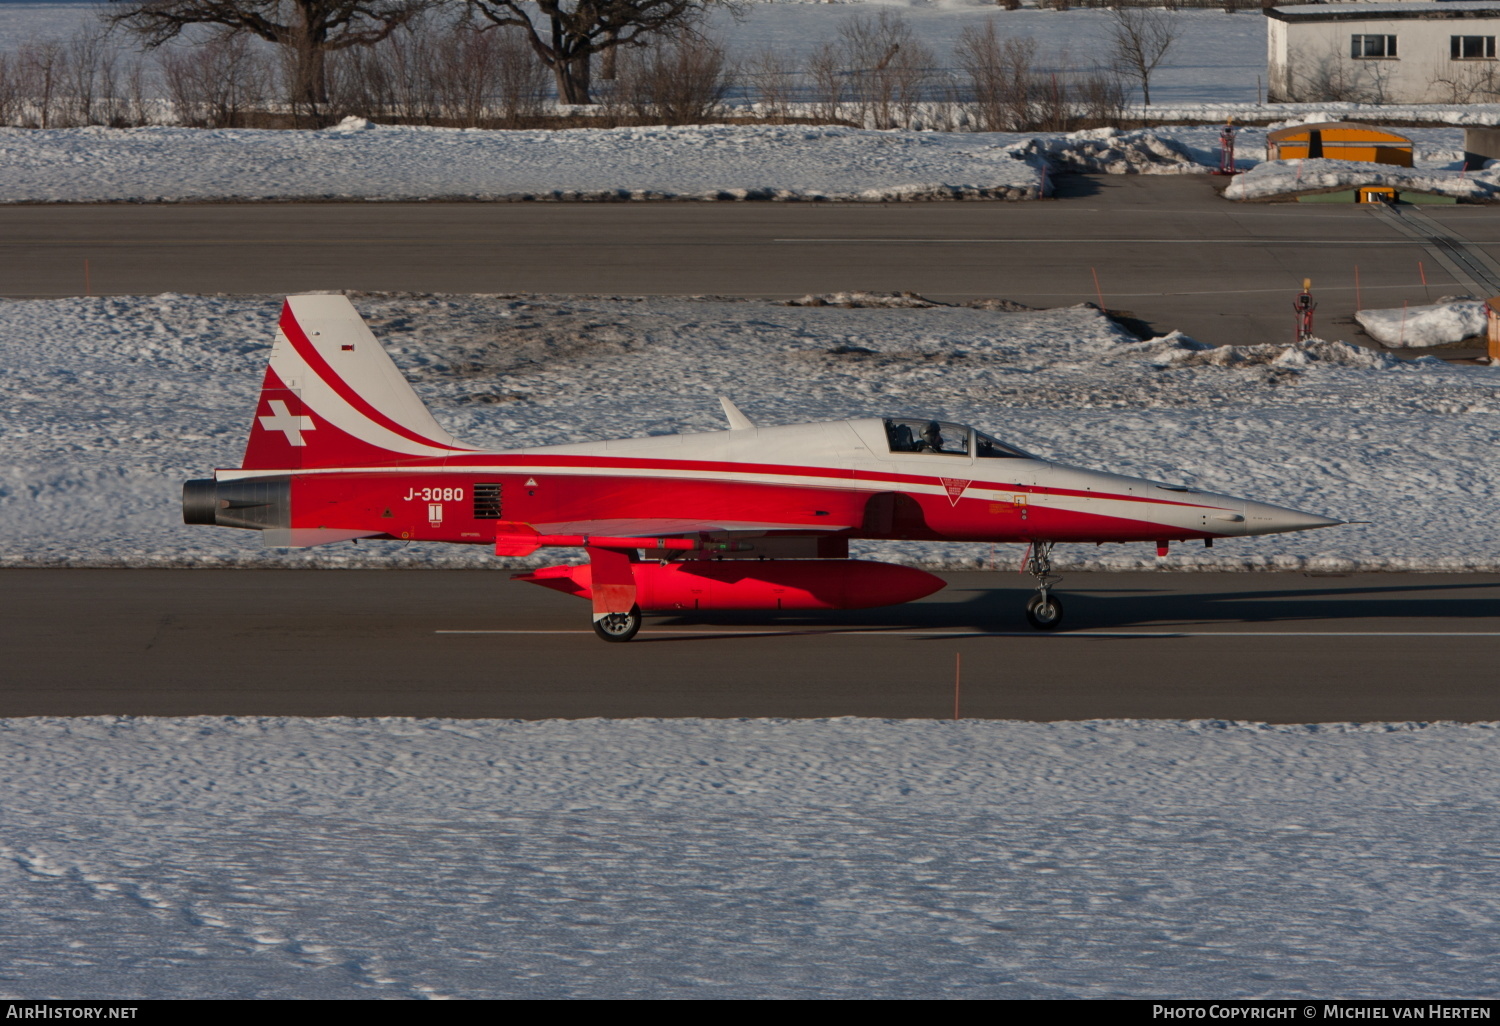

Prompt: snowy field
[
  {"left": 3, "top": 716, "right": 1499, "bottom": 999},
  {"left": 0, "top": 121, "right": 1050, "bottom": 202},
  {"left": 0, "top": 1, "right": 1491, "bottom": 203},
  {"left": 4, "top": 291, "right": 1500, "bottom": 572},
  {"left": 0, "top": 120, "right": 1480, "bottom": 204}
]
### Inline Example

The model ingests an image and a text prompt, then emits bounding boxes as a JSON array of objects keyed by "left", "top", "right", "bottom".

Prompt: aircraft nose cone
[{"left": 1242, "top": 500, "right": 1344, "bottom": 535}]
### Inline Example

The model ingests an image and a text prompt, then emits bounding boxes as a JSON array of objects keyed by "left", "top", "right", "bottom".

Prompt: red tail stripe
[{"left": 278, "top": 302, "right": 466, "bottom": 453}]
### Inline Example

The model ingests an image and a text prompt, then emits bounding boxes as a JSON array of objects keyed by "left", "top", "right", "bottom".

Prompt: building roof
[{"left": 1268, "top": 2, "right": 1500, "bottom": 22}]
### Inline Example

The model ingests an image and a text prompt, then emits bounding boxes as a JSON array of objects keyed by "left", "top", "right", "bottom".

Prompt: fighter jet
[{"left": 183, "top": 295, "right": 1343, "bottom": 641}]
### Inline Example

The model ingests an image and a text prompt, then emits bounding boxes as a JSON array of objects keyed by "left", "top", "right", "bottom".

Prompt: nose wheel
[
  {"left": 593, "top": 605, "right": 643, "bottom": 642},
  {"left": 1023, "top": 541, "right": 1064, "bottom": 631},
  {"left": 1025, "top": 591, "right": 1064, "bottom": 630}
]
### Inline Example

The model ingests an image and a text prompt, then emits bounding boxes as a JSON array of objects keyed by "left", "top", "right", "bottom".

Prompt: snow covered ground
[
  {"left": 0, "top": 121, "right": 1050, "bottom": 202},
  {"left": 0, "top": 121, "right": 1479, "bottom": 205},
  {"left": 3, "top": 716, "right": 1498, "bottom": 999},
  {"left": 4, "top": 291, "right": 1500, "bottom": 572},
  {"left": 1357, "top": 299, "right": 1490, "bottom": 349}
]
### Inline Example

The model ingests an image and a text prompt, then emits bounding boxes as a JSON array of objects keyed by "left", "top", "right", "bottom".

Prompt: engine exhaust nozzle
[{"left": 182, "top": 479, "right": 218, "bottom": 525}]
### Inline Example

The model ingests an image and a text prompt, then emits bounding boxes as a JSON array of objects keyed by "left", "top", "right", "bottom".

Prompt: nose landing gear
[{"left": 1023, "top": 541, "right": 1064, "bottom": 630}]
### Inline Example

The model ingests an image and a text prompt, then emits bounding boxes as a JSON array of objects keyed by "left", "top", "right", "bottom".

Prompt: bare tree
[
  {"left": 955, "top": 22, "right": 1037, "bottom": 131},
  {"left": 106, "top": 1, "right": 436, "bottom": 111},
  {"left": 459, "top": 0, "right": 737, "bottom": 105},
  {"left": 806, "top": 40, "right": 847, "bottom": 124},
  {"left": 491, "top": 27, "right": 551, "bottom": 121},
  {"left": 608, "top": 32, "right": 730, "bottom": 124},
  {"left": 836, "top": 10, "right": 933, "bottom": 129},
  {"left": 430, "top": 23, "right": 504, "bottom": 124},
  {"left": 15, "top": 39, "right": 65, "bottom": 128},
  {"left": 1108, "top": 6, "right": 1178, "bottom": 106},
  {"left": 160, "top": 32, "right": 269, "bottom": 126},
  {"left": 744, "top": 46, "right": 796, "bottom": 121},
  {"left": 62, "top": 26, "right": 117, "bottom": 126},
  {"left": 1074, "top": 64, "right": 1127, "bottom": 124},
  {"left": 117, "top": 56, "right": 153, "bottom": 125},
  {"left": 0, "top": 54, "right": 19, "bottom": 127},
  {"left": 348, "top": 23, "right": 440, "bottom": 120}
]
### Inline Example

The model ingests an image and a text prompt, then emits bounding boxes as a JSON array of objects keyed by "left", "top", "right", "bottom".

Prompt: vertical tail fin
[{"left": 241, "top": 295, "right": 470, "bottom": 470}]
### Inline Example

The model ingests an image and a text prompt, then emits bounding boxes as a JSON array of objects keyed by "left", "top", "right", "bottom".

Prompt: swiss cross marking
[
  {"left": 259, "top": 399, "right": 316, "bottom": 446},
  {"left": 940, "top": 478, "right": 970, "bottom": 506}
]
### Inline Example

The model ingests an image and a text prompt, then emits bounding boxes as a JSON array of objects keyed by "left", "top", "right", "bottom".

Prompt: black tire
[
  {"left": 1025, "top": 592, "right": 1064, "bottom": 631},
  {"left": 592, "top": 605, "right": 642, "bottom": 643}
]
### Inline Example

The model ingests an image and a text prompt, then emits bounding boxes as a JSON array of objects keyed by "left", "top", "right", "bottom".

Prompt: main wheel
[
  {"left": 592, "top": 605, "right": 643, "bottom": 643},
  {"left": 1025, "top": 592, "right": 1064, "bottom": 631}
]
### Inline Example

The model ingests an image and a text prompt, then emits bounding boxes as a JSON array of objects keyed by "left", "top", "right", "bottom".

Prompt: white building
[{"left": 1267, "top": 2, "right": 1500, "bottom": 103}]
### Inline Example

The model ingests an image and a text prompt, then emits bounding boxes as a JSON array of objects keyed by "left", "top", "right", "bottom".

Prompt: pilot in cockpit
[{"left": 920, "top": 421, "right": 944, "bottom": 453}]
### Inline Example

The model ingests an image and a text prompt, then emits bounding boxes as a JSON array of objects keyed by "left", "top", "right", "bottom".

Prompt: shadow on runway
[
  {"left": 639, "top": 575, "right": 1500, "bottom": 639},
  {"left": 1046, "top": 173, "right": 1104, "bottom": 200}
]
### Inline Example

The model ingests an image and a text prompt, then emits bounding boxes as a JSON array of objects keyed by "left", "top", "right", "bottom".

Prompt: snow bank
[
  {"left": 1154, "top": 336, "right": 1409, "bottom": 371},
  {"left": 1357, "top": 299, "right": 1489, "bottom": 349},
  {"left": 1224, "top": 158, "right": 1500, "bottom": 202},
  {"left": 1040, "top": 128, "right": 1208, "bottom": 175},
  {"left": 0, "top": 122, "right": 1046, "bottom": 204},
  {"left": 5, "top": 292, "right": 1500, "bottom": 573},
  {"left": 4, "top": 715, "right": 1500, "bottom": 998}
]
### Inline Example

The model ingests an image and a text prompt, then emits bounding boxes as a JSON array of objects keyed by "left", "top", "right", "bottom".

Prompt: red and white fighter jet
[{"left": 183, "top": 295, "right": 1344, "bottom": 641}]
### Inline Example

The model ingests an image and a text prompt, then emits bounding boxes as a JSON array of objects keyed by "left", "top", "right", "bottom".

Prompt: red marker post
[
  {"left": 1214, "top": 118, "right": 1239, "bottom": 176},
  {"left": 1293, "top": 278, "right": 1316, "bottom": 342}
]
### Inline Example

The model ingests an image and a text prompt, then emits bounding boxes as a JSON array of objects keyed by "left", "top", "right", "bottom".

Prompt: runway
[
  {"left": 5, "top": 176, "right": 1498, "bottom": 349},
  {"left": 6, "top": 568, "right": 1498, "bottom": 721}
]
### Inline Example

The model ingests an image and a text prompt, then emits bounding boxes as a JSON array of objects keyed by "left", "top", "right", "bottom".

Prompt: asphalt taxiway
[
  {"left": 6, "top": 176, "right": 1500, "bottom": 349},
  {"left": 5, "top": 568, "right": 1497, "bottom": 721}
]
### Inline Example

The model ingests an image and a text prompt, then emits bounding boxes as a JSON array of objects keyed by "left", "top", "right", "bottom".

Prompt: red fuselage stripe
[{"left": 429, "top": 453, "right": 1226, "bottom": 510}]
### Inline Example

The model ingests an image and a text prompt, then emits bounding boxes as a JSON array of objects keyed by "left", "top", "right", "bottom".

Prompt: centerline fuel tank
[{"left": 514, "top": 559, "right": 945, "bottom": 611}]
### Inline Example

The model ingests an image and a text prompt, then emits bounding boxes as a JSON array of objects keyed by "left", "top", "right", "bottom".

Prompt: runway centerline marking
[
  {"left": 772, "top": 238, "right": 1450, "bottom": 245},
  {"left": 436, "top": 630, "right": 1500, "bottom": 638}
]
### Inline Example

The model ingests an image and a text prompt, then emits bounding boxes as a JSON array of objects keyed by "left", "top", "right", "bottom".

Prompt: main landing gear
[
  {"left": 1023, "top": 541, "right": 1064, "bottom": 630},
  {"left": 593, "top": 605, "right": 643, "bottom": 643}
]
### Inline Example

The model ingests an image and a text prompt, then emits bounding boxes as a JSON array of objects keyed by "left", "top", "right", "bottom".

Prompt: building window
[
  {"left": 1351, "top": 35, "right": 1397, "bottom": 59},
  {"left": 1451, "top": 35, "right": 1497, "bottom": 60}
]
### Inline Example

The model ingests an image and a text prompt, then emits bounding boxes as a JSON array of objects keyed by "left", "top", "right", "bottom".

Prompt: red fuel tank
[{"left": 514, "top": 559, "right": 946, "bottom": 611}]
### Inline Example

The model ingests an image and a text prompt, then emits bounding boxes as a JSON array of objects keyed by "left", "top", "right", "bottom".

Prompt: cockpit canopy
[{"left": 883, "top": 418, "right": 1034, "bottom": 459}]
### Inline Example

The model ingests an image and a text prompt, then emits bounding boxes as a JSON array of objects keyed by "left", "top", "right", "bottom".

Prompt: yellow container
[{"left": 1267, "top": 123, "right": 1414, "bottom": 167}]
